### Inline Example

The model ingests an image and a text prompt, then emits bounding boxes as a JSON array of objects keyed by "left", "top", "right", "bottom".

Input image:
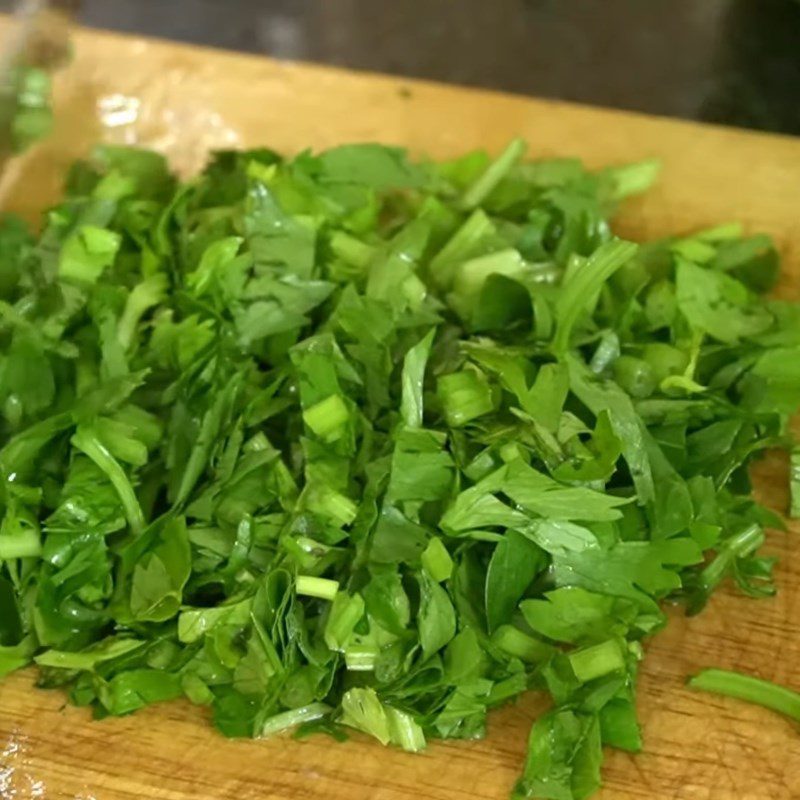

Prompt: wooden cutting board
[{"left": 1, "top": 23, "right": 800, "bottom": 800}]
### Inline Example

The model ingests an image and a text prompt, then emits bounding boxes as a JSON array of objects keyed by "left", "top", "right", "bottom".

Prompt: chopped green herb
[
  {"left": 689, "top": 668, "right": 800, "bottom": 723},
  {"left": 0, "top": 140, "right": 797, "bottom": 800}
]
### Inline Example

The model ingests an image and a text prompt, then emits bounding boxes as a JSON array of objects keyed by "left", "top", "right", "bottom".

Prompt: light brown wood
[{"left": 1, "top": 22, "right": 800, "bottom": 800}]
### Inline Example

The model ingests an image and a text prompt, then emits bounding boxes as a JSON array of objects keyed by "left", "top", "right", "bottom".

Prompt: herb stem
[
  {"left": 295, "top": 575, "right": 339, "bottom": 601},
  {"left": 689, "top": 668, "right": 800, "bottom": 722}
]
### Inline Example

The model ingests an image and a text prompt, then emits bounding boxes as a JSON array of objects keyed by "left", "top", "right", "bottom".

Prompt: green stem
[
  {"left": 699, "top": 523, "right": 763, "bottom": 594},
  {"left": 259, "top": 703, "right": 331, "bottom": 737},
  {"left": 72, "top": 426, "right": 145, "bottom": 535},
  {"left": 492, "top": 625, "right": 553, "bottom": 664},
  {"left": 689, "top": 668, "right": 800, "bottom": 722},
  {"left": 569, "top": 639, "right": 626, "bottom": 684},
  {"left": 0, "top": 526, "right": 41, "bottom": 559},
  {"left": 296, "top": 575, "right": 339, "bottom": 601},
  {"left": 461, "top": 138, "right": 527, "bottom": 210}
]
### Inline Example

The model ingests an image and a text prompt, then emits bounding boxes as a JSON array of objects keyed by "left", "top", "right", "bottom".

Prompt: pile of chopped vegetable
[{"left": 0, "top": 139, "right": 797, "bottom": 800}]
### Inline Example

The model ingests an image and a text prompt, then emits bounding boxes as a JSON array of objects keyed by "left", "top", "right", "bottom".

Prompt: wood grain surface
[{"left": 1, "top": 22, "right": 800, "bottom": 800}]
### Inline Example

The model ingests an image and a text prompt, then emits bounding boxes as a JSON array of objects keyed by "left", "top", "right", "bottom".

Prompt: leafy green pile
[{"left": 0, "top": 140, "right": 797, "bottom": 799}]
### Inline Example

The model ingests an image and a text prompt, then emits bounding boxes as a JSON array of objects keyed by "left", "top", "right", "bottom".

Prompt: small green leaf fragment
[{"left": 421, "top": 537, "right": 453, "bottom": 582}]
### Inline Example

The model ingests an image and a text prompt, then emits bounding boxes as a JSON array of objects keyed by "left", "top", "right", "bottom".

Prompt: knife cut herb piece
[
  {"left": 0, "top": 140, "right": 797, "bottom": 800},
  {"left": 689, "top": 668, "right": 800, "bottom": 723}
]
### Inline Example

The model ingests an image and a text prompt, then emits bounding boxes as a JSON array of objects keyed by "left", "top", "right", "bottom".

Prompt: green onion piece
[
  {"left": 302, "top": 394, "right": 350, "bottom": 442},
  {"left": 340, "top": 687, "right": 391, "bottom": 745},
  {"left": 295, "top": 575, "right": 339, "bottom": 601},
  {"left": 330, "top": 231, "right": 376, "bottom": 270},
  {"left": 181, "top": 673, "right": 214, "bottom": 705},
  {"left": 698, "top": 523, "right": 763, "bottom": 597},
  {"left": 386, "top": 707, "right": 426, "bottom": 753},
  {"left": 461, "top": 138, "right": 527, "bottom": 210},
  {"left": 259, "top": 703, "right": 332, "bottom": 737},
  {"left": 324, "top": 591, "right": 365, "bottom": 651},
  {"left": 0, "top": 525, "right": 41, "bottom": 560},
  {"left": 437, "top": 370, "right": 494, "bottom": 427},
  {"left": 569, "top": 639, "right": 626, "bottom": 684},
  {"left": 340, "top": 687, "right": 426, "bottom": 753},
  {"left": 429, "top": 209, "right": 494, "bottom": 288},
  {"left": 344, "top": 647, "right": 377, "bottom": 672},
  {"left": 303, "top": 484, "right": 358, "bottom": 527},
  {"left": 492, "top": 625, "right": 553, "bottom": 664},
  {"left": 689, "top": 669, "right": 800, "bottom": 723}
]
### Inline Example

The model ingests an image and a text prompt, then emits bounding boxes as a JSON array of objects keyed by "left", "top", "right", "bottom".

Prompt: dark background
[{"left": 35, "top": 0, "right": 800, "bottom": 134}]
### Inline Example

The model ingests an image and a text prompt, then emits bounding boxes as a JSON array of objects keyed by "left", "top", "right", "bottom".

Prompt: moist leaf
[
  {"left": 521, "top": 588, "right": 638, "bottom": 644},
  {"left": 676, "top": 258, "right": 773, "bottom": 343},
  {"left": 317, "top": 144, "right": 429, "bottom": 190},
  {"left": 418, "top": 570, "right": 457, "bottom": 657},
  {"left": 552, "top": 537, "right": 704, "bottom": 610},
  {"left": 401, "top": 329, "right": 436, "bottom": 429},
  {"left": 567, "top": 355, "right": 655, "bottom": 505},
  {"left": 514, "top": 710, "right": 602, "bottom": 800},
  {"left": 443, "top": 459, "right": 628, "bottom": 535},
  {"left": 45, "top": 457, "right": 126, "bottom": 536},
  {"left": 553, "top": 239, "right": 638, "bottom": 354},
  {"left": 340, "top": 687, "right": 426, "bottom": 751},
  {"left": 485, "top": 530, "right": 546, "bottom": 633},
  {"left": 59, "top": 225, "right": 122, "bottom": 285},
  {"left": 128, "top": 516, "right": 192, "bottom": 622}
]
